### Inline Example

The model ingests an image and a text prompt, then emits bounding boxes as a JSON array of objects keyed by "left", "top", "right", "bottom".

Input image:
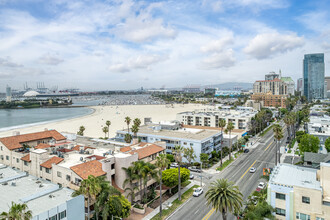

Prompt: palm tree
[
  {"left": 122, "top": 166, "right": 138, "bottom": 204},
  {"left": 72, "top": 175, "right": 102, "bottom": 220},
  {"left": 0, "top": 202, "right": 32, "bottom": 220},
  {"left": 77, "top": 125, "right": 85, "bottom": 136},
  {"left": 226, "top": 122, "right": 235, "bottom": 160},
  {"left": 131, "top": 124, "right": 139, "bottom": 139},
  {"left": 205, "top": 179, "right": 243, "bottom": 220},
  {"left": 133, "top": 118, "right": 141, "bottom": 127},
  {"left": 155, "top": 154, "right": 170, "bottom": 218},
  {"left": 102, "top": 126, "right": 109, "bottom": 139},
  {"left": 218, "top": 119, "right": 226, "bottom": 167},
  {"left": 141, "top": 163, "right": 157, "bottom": 202},
  {"left": 284, "top": 114, "right": 292, "bottom": 141},
  {"left": 105, "top": 120, "right": 111, "bottom": 138},
  {"left": 132, "top": 161, "right": 146, "bottom": 203},
  {"left": 273, "top": 123, "right": 283, "bottom": 165},
  {"left": 125, "top": 116, "right": 131, "bottom": 133},
  {"left": 173, "top": 145, "right": 184, "bottom": 201}
]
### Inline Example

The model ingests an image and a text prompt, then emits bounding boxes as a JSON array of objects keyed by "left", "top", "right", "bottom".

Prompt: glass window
[
  {"left": 57, "top": 171, "right": 62, "bottom": 177},
  {"left": 24, "top": 161, "right": 28, "bottom": 166},
  {"left": 46, "top": 168, "right": 50, "bottom": 173},
  {"left": 302, "top": 196, "right": 310, "bottom": 204},
  {"left": 276, "top": 208, "right": 285, "bottom": 216},
  {"left": 316, "top": 217, "right": 324, "bottom": 220},
  {"left": 296, "top": 212, "right": 310, "bottom": 220},
  {"left": 40, "top": 166, "right": 42, "bottom": 171},
  {"left": 6, "top": 156, "right": 9, "bottom": 160},
  {"left": 66, "top": 175, "right": 71, "bottom": 181},
  {"left": 49, "top": 215, "right": 57, "bottom": 220},
  {"left": 58, "top": 210, "right": 66, "bottom": 219},
  {"left": 16, "top": 158, "right": 19, "bottom": 163},
  {"left": 276, "top": 193, "right": 286, "bottom": 200}
]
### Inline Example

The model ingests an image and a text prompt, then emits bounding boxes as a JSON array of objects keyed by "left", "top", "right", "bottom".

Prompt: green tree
[
  {"left": 102, "top": 126, "right": 109, "bottom": 139},
  {"left": 218, "top": 119, "right": 226, "bottom": 167},
  {"left": 325, "top": 137, "right": 330, "bottom": 153},
  {"left": 183, "top": 146, "right": 196, "bottom": 166},
  {"left": 226, "top": 122, "right": 235, "bottom": 160},
  {"left": 205, "top": 179, "right": 243, "bottom": 220},
  {"left": 124, "top": 116, "right": 131, "bottom": 133},
  {"left": 162, "top": 168, "right": 190, "bottom": 193},
  {"left": 131, "top": 124, "right": 139, "bottom": 139},
  {"left": 77, "top": 125, "right": 85, "bottom": 136},
  {"left": 273, "top": 123, "right": 283, "bottom": 165},
  {"left": 133, "top": 118, "right": 141, "bottom": 127},
  {"left": 0, "top": 202, "right": 32, "bottom": 220},
  {"left": 173, "top": 145, "right": 184, "bottom": 200},
  {"left": 244, "top": 202, "right": 275, "bottom": 220},
  {"left": 200, "top": 153, "right": 209, "bottom": 168},
  {"left": 166, "top": 154, "right": 175, "bottom": 163},
  {"left": 124, "top": 133, "right": 132, "bottom": 143},
  {"left": 155, "top": 154, "right": 170, "bottom": 218},
  {"left": 296, "top": 131, "right": 306, "bottom": 143},
  {"left": 102, "top": 195, "right": 131, "bottom": 219},
  {"left": 122, "top": 166, "right": 138, "bottom": 203},
  {"left": 105, "top": 120, "right": 111, "bottom": 138},
  {"left": 299, "top": 134, "right": 320, "bottom": 153}
]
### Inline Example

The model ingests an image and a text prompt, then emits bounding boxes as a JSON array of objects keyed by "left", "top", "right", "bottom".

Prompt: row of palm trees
[
  {"left": 1, "top": 202, "right": 32, "bottom": 220},
  {"left": 124, "top": 117, "right": 141, "bottom": 143},
  {"left": 218, "top": 119, "right": 234, "bottom": 165}
]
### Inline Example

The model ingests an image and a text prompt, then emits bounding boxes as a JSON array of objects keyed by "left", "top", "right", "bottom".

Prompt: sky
[{"left": 0, "top": 0, "right": 329, "bottom": 91}]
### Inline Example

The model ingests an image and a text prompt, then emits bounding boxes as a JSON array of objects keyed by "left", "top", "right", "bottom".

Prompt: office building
[
  {"left": 268, "top": 163, "right": 330, "bottom": 220},
  {"left": 325, "top": 76, "right": 330, "bottom": 91},
  {"left": 265, "top": 71, "right": 280, "bottom": 81},
  {"left": 297, "top": 78, "right": 303, "bottom": 93},
  {"left": 0, "top": 164, "right": 84, "bottom": 220},
  {"left": 281, "top": 77, "right": 295, "bottom": 95},
  {"left": 303, "top": 53, "right": 325, "bottom": 101}
]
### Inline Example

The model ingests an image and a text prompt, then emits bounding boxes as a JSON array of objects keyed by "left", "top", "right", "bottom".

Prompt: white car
[
  {"left": 193, "top": 187, "right": 203, "bottom": 197},
  {"left": 170, "top": 163, "right": 178, "bottom": 168},
  {"left": 257, "top": 182, "right": 265, "bottom": 189},
  {"left": 249, "top": 167, "right": 256, "bottom": 173}
]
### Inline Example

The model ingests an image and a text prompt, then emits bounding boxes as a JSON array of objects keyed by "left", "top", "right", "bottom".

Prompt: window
[
  {"left": 1, "top": 146, "right": 2, "bottom": 150},
  {"left": 66, "top": 175, "right": 71, "bottom": 181},
  {"left": 46, "top": 168, "right": 50, "bottom": 174},
  {"left": 296, "top": 212, "right": 310, "bottom": 220},
  {"left": 16, "top": 158, "right": 19, "bottom": 163},
  {"left": 276, "top": 193, "right": 286, "bottom": 200},
  {"left": 58, "top": 210, "right": 66, "bottom": 219},
  {"left": 316, "top": 217, "right": 324, "bottom": 220},
  {"left": 111, "top": 163, "right": 115, "bottom": 169},
  {"left": 190, "top": 143, "right": 193, "bottom": 146},
  {"left": 276, "top": 208, "right": 285, "bottom": 216},
  {"left": 57, "top": 171, "right": 62, "bottom": 178},
  {"left": 6, "top": 156, "right": 9, "bottom": 160},
  {"left": 49, "top": 214, "right": 57, "bottom": 220},
  {"left": 24, "top": 161, "right": 28, "bottom": 166},
  {"left": 302, "top": 196, "right": 310, "bottom": 204},
  {"left": 40, "top": 166, "right": 42, "bottom": 171},
  {"left": 183, "top": 142, "right": 187, "bottom": 145}
]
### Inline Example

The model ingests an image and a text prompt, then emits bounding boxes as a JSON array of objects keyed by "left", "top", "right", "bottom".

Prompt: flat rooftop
[
  {"left": 178, "top": 110, "right": 256, "bottom": 118},
  {"left": 118, "top": 124, "right": 221, "bottom": 141},
  {"left": 269, "top": 164, "right": 321, "bottom": 190},
  {"left": 0, "top": 165, "right": 75, "bottom": 215}
]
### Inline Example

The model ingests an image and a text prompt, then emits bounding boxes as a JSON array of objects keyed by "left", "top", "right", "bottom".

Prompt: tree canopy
[
  {"left": 298, "top": 134, "right": 320, "bottom": 153},
  {"left": 325, "top": 137, "right": 330, "bottom": 153},
  {"left": 162, "top": 168, "right": 190, "bottom": 188}
]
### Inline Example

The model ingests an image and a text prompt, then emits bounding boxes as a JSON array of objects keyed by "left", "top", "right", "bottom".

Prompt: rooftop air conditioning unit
[{"left": 11, "top": 182, "right": 16, "bottom": 186}]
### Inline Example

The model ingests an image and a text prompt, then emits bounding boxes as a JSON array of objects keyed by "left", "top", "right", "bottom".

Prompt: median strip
[
  {"left": 240, "top": 160, "right": 257, "bottom": 179},
  {"left": 264, "top": 141, "right": 273, "bottom": 151},
  {"left": 202, "top": 208, "right": 215, "bottom": 220}
]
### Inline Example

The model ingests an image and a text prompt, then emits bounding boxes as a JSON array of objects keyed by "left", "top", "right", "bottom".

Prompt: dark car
[{"left": 244, "top": 149, "right": 250, "bottom": 153}]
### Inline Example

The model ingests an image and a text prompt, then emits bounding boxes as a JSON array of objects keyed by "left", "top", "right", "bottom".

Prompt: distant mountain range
[{"left": 203, "top": 82, "right": 253, "bottom": 90}]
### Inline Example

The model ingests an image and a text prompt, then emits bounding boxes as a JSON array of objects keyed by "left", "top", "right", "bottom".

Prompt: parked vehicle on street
[
  {"left": 188, "top": 166, "right": 202, "bottom": 173},
  {"left": 244, "top": 149, "right": 250, "bottom": 153},
  {"left": 257, "top": 182, "right": 265, "bottom": 189},
  {"left": 189, "top": 174, "right": 194, "bottom": 179},
  {"left": 249, "top": 167, "right": 256, "bottom": 173},
  {"left": 193, "top": 187, "right": 203, "bottom": 197},
  {"left": 170, "top": 163, "right": 178, "bottom": 168}
]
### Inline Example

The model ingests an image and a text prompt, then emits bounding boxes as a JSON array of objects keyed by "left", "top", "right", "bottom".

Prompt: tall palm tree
[
  {"left": 105, "top": 120, "right": 111, "bottom": 138},
  {"left": 102, "top": 126, "right": 109, "bottom": 139},
  {"left": 122, "top": 166, "right": 138, "bottom": 204},
  {"left": 218, "top": 119, "right": 226, "bottom": 167},
  {"left": 132, "top": 161, "right": 146, "bottom": 203},
  {"left": 284, "top": 114, "right": 291, "bottom": 141},
  {"left": 142, "top": 163, "right": 157, "bottom": 202},
  {"left": 205, "top": 179, "right": 243, "bottom": 220},
  {"left": 72, "top": 175, "right": 102, "bottom": 220},
  {"left": 226, "top": 122, "right": 235, "bottom": 160},
  {"left": 78, "top": 125, "right": 85, "bottom": 136},
  {"left": 0, "top": 202, "right": 32, "bottom": 220},
  {"left": 155, "top": 154, "right": 170, "bottom": 218},
  {"left": 131, "top": 124, "right": 139, "bottom": 139},
  {"left": 273, "top": 123, "right": 283, "bottom": 165},
  {"left": 173, "top": 145, "right": 184, "bottom": 201},
  {"left": 125, "top": 116, "right": 131, "bottom": 133},
  {"left": 133, "top": 118, "right": 141, "bottom": 127}
]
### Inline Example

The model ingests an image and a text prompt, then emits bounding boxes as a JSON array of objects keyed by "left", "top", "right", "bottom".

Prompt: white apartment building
[
  {"left": 267, "top": 163, "right": 330, "bottom": 220},
  {"left": 253, "top": 78, "right": 288, "bottom": 95},
  {"left": 0, "top": 164, "right": 84, "bottom": 220},
  {"left": 116, "top": 122, "right": 222, "bottom": 161},
  {"left": 176, "top": 108, "right": 257, "bottom": 130}
]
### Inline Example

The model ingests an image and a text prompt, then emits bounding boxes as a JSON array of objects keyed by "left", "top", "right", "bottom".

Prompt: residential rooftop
[{"left": 269, "top": 164, "right": 321, "bottom": 190}]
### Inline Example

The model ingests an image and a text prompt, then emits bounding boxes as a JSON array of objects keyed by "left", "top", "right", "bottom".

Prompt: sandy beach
[{"left": 0, "top": 104, "right": 208, "bottom": 138}]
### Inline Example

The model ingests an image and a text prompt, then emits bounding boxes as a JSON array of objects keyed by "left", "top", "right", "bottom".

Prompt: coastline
[{"left": 0, "top": 104, "right": 208, "bottom": 138}]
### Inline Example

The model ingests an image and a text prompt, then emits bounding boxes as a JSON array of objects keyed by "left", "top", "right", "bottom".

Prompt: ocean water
[{"left": 0, "top": 107, "right": 93, "bottom": 131}]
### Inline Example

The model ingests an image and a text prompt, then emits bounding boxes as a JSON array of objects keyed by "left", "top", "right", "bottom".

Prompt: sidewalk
[
  {"left": 280, "top": 140, "right": 299, "bottom": 164},
  {"left": 143, "top": 180, "right": 202, "bottom": 220}
]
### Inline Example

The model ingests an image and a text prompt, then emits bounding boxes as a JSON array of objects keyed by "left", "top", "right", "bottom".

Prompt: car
[
  {"left": 257, "top": 182, "right": 265, "bottom": 189},
  {"left": 170, "top": 163, "right": 178, "bottom": 168},
  {"left": 244, "top": 149, "right": 250, "bottom": 153},
  {"left": 188, "top": 166, "right": 202, "bottom": 173},
  {"left": 189, "top": 174, "right": 194, "bottom": 179},
  {"left": 193, "top": 187, "right": 203, "bottom": 197},
  {"left": 249, "top": 167, "right": 256, "bottom": 173}
]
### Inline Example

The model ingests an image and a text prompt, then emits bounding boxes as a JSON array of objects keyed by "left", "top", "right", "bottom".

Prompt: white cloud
[
  {"left": 39, "top": 54, "right": 64, "bottom": 65},
  {"left": 0, "top": 56, "right": 23, "bottom": 67},
  {"left": 200, "top": 35, "right": 234, "bottom": 53},
  {"left": 200, "top": 49, "right": 235, "bottom": 69},
  {"left": 244, "top": 32, "right": 304, "bottom": 59}
]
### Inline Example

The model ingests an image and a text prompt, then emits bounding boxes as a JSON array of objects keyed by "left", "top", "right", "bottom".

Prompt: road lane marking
[
  {"left": 240, "top": 160, "right": 257, "bottom": 180},
  {"left": 264, "top": 141, "right": 273, "bottom": 151},
  {"left": 202, "top": 208, "right": 215, "bottom": 220}
]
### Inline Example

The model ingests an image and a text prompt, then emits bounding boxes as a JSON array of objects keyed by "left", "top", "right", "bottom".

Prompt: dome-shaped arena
[{"left": 23, "top": 91, "right": 40, "bottom": 97}]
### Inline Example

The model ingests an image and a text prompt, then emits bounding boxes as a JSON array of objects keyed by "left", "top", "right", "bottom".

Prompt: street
[{"left": 168, "top": 122, "right": 288, "bottom": 220}]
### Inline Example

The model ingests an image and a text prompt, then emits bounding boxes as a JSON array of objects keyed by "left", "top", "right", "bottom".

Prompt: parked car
[
  {"left": 249, "top": 167, "right": 256, "bottom": 173},
  {"left": 193, "top": 187, "right": 203, "bottom": 197},
  {"left": 257, "top": 182, "right": 265, "bottom": 189},
  {"left": 189, "top": 174, "right": 194, "bottom": 179},
  {"left": 244, "top": 149, "right": 250, "bottom": 153},
  {"left": 170, "top": 163, "right": 178, "bottom": 168},
  {"left": 188, "top": 166, "right": 202, "bottom": 173}
]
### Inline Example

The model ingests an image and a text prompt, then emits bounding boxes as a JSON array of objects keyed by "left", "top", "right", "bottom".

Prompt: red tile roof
[
  {"left": 21, "top": 154, "right": 31, "bottom": 162},
  {"left": 86, "top": 155, "right": 106, "bottom": 160},
  {"left": 58, "top": 148, "right": 73, "bottom": 153},
  {"left": 120, "top": 146, "right": 132, "bottom": 152},
  {"left": 129, "top": 144, "right": 165, "bottom": 159},
  {"left": 35, "top": 143, "right": 51, "bottom": 149},
  {"left": 0, "top": 130, "right": 66, "bottom": 150},
  {"left": 40, "top": 156, "right": 64, "bottom": 169},
  {"left": 70, "top": 160, "right": 106, "bottom": 180},
  {"left": 255, "top": 78, "right": 282, "bottom": 82},
  {"left": 72, "top": 145, "right": 95, "bottom": 151}
]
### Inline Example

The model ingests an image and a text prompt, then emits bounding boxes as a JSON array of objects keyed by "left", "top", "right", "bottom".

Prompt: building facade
[
  {"left": 265, "top": 72, "right": 280, "bottom": 81},
  {"left": 253, "top": 78, "right": 288, "bottom": 95},
  {"left": 325, "top": 76, "right": 330, "bottom": 91},
  {"left": 251, "top": 92, "right": 287, "bottom": 108},
  {"left": 297, "top": 78, "right": 303, "bottom": 94},
  {"left": 303, "top": 53, "right": 325, "bottom": 101},
  {"left": 281, "top": 77, "right": 295, "bottom": 96}
]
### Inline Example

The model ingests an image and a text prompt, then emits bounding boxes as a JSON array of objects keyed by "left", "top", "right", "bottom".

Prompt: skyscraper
[{"left": 303, "top": 53, "right": 325, "bottom": 101}]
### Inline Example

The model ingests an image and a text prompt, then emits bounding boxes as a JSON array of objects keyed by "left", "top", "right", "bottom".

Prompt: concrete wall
[{"left": 67, "top": 195, "right": 85, "bottom": 220}]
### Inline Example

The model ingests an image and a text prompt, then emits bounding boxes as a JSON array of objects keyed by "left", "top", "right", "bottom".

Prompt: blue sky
[{"left": 0, "top": 0, "right": 329, "bottom": 91}]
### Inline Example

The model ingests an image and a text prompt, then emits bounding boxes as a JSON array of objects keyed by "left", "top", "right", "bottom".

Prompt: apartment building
[
  {"left": 251, "top": 92, "right": 287, "bottom": 108},
  {"left": 0, "top": 164, "right": 84, "bottom": 220},
  {"left": 307, "top": 112, "right": 330, "bottom": 153},
  {"left": 253, "top": 78, "right": 288, "bottom": 95},
  {"left": 0, "top": 130, "right": 166, "bottom": 201},
  {"left": 116, "top": 122, "right": 222, "bottom": 161},
  {"left": 267, "top": 163, "right": 330, "bottom": 220},
  {"left": 176, "top": 108, "right": 256, "bottom": 131}
]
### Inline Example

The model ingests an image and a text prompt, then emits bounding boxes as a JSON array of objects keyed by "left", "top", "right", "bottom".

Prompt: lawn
[
  {"left": 216, "top": 158, "right": 234, "bottom": 171},
  {"left": 151, "top": 185, "right": 200, "bottom": 220}
]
